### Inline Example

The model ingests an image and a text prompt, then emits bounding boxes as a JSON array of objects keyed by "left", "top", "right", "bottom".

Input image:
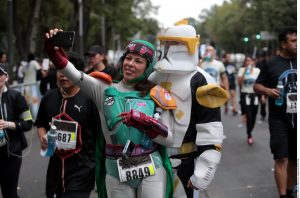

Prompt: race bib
[
  {"left": 117, "top": 154, "right": 156, "bottom": 182},
  {"left": 52, "top": 119, "right": 78, "bottom": 150},
  {"left": 286, "top": 92, "right": 297, "bottom": 113}
]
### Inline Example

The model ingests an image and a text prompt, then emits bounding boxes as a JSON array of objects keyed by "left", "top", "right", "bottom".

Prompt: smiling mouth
[
  {"left": 124, "top": 69, "right": 135, "bottom": 74},
  {"left": 59, "top": 79, "right": 69, "bottom": 83}
]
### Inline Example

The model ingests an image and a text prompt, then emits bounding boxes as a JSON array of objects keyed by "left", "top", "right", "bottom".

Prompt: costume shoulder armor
[
  {"left": 150, "top": 85, "right": 176, "bottom": 110},
  {"left": 196, "top": 84, "right": 229, "bottom": 108},
  {"left": 89, "top": 71, "right": 113, "bottom": 84}
]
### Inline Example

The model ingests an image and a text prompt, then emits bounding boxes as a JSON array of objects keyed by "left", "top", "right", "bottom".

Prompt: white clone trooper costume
[{"left": 148, "top": 24, "right": 228, "bottom": 198}]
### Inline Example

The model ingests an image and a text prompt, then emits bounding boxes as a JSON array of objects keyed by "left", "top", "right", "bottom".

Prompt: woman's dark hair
[
  {"left": 27, "top": 53, "right": 35, "bottom": 62},
  {"left": 134, "top": 79, "right": 156, "bottom": 97},
  {"left": 242, "top": 55, "right": 255, "bottom": 66}
]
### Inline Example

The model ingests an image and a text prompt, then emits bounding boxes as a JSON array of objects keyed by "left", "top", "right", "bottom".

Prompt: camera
[{"left": 52, "top": 31, "right": 75, "bottom": 48}]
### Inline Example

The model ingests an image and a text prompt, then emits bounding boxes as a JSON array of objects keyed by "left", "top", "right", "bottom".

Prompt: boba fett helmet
[{"left": 119, "top": 39, "right": 156, "bottom": 82}]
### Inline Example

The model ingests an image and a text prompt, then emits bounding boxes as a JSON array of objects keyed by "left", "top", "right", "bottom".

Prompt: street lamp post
[
  {"left": 78, "top": 0, "right": 83, "bottom": 58},
  {"left": 101, "top": 0, "right": 105, "bottom": 48}
]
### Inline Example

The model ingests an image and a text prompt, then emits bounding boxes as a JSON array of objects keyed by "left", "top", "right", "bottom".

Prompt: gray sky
[{"left": 150, "top": 0, "right": 225, "bottom": 28}]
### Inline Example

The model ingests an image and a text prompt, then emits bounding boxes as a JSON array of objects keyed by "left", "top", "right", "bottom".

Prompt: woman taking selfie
[{"left": 44, "top": 28, "right": 174, "bottom": 198}]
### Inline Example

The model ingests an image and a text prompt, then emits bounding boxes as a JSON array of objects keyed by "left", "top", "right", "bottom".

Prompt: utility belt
[
  {"left": 105, "top": 143, "right": 157, "bottom": 159},
  {"left": 169, "top": 142, "right": 197, "bottom": 159},
  {"left": 169, "top": 142, "right": 198, "bottom": 170}
]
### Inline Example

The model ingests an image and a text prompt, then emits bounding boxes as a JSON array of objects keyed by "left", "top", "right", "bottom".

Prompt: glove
[
  {"left": 190, "top": 149, "right": 221, "bottom": 190},
  {"left": 119, "top": 109, "right": 168, "bottom": 139},
  {"left": 44, "top": 33, "right": 68, "bottom": 69}
]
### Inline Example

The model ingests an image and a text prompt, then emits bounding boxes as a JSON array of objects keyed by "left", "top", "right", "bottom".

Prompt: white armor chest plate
[{"left": 149, "top": 71, "right": 196, "bottom": 147}]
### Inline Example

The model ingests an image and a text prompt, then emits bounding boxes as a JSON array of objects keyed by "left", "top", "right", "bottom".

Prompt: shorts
[{"left": 269, "top": 115, "right": 297, "bottom": 160}]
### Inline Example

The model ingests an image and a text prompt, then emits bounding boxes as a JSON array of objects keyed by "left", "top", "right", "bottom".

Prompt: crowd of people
[{"left": 0, "top": 23, "right": 296, "bottom": 198}]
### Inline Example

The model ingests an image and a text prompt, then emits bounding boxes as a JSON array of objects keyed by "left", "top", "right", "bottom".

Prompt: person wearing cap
[
  {"left": 0, "top": 63, "right": 33, "bottom": 198},
  {"left": 35, "top": 52, "right": 100, "bottom": 198},
  {"left": 45, "top": 28, "right": 175, "bottom": 198},
  {"left": 84, "top": 45, "right": 119, "bottom": 80}
]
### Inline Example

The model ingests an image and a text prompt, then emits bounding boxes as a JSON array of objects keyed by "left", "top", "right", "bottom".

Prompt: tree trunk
[{"left": 28, "top": 0, "right": 41, "bottom": 54}]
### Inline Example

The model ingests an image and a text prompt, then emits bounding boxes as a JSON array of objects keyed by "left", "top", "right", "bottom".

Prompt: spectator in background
[
  {"left": 84, "top": 45, "right": 119, "bottom": 80},
  {"left": 254, "top": 27, "right": 297, "bottom": 198},
  {"left": 0, "top": 51, "right": 7, "bottom": 64},
  {"left": 237, "top": 56, "right": 260, "bottom": 145},
  {"left": 21, "top": 54, "right": 41, "bottom": 84},
  {"left": 223, "top": 53, "right": 238, "bottom": 115},
  {"left": 16, "top": 60, "right": 27, "bottom": 83},
  {"left": 38, "top": 62, "right": 58, "bottom": 95},
  {"left": 0, "top": 63, "right": 33, "bottom": 198},
  {"left": 20, "top": 53, "right": 41, "bottom": 119},
  {"left": 199, "top": 45, "right": 229, "bottom": 92}
]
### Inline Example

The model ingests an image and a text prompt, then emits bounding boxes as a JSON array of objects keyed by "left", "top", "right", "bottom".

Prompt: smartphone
[
  {"left": 122, "top": 140, "right": 135, "bottom": 158},
  {"left": 52, "top": 31, "right": 75, "bottom": 48}
]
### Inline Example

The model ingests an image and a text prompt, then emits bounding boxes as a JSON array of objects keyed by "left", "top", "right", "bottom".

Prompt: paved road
[
  {"left": 199, "top": 110, "right": 277, "bottom": 198},
  {"left": 14, "top": 108, "right": 278, "bottom": 198}
]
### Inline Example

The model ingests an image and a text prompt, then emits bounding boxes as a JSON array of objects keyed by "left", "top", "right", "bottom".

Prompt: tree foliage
[
  {"left": 0, "top": 0, "right": 159, "bottom": 64},
  {"left": 196, "top": 0, "right": 297, "bottom": 53}
]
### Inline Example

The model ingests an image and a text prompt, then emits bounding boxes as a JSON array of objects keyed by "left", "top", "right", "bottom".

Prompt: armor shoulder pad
[
  {"left": 89, "top": 71, "right": 113, "bottom": 84},
  {"left": 150, "top": 85, "right": 176, "bottom": 110},
  {"left": 196, "top": 84, "right": 229, "bottom": 108}
]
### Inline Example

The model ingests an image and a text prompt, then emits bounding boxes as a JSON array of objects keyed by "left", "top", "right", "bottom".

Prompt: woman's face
[
  {"left": 0, "top": 73, "right": 7, "bottom": 87},
  {"left": 244, "top": 57, "right": 255, "bottom": 67},
  {"left": 122, "top": 53, "right": 147, "bottom": 84}
]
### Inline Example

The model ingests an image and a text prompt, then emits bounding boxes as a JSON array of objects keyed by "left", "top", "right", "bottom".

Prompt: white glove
[{"left": 190, "top": 149, "right": 221, "bottom": 191}]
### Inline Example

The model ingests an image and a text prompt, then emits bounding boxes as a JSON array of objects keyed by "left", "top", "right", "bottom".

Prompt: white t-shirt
[
  {"left": 238, "top": 67, "right": 260, "bottom": 93},
  {"left": 200, "top": 59, "right": 226, "bottom": 85},
  {"left": 22, "top": 60, "right": 41, "bottom": 84}
]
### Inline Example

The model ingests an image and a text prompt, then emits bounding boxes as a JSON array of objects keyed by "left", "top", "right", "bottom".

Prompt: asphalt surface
[
  {"left": 199, "top": 109, "right": 278, "bottom": 198},
  {"left": 9, "top": 107, "right": 282, "bottom": 198}
]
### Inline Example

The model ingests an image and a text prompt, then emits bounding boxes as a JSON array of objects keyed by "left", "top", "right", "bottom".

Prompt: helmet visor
[{"left": 157, "top": 36, "right": 200, "bottom": 54}]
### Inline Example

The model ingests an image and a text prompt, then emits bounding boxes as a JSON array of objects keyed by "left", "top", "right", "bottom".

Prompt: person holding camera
[{"left": 44, "top": 28, "right": 175, "bottom": 198}]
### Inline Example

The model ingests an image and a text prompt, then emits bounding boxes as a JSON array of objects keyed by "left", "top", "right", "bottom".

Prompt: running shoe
[
  {"left": 232, "top": 110, "right": 238, "bottom": 116},
  {"left": 247, "top": 137, "right": 253, "bottom": 145}
]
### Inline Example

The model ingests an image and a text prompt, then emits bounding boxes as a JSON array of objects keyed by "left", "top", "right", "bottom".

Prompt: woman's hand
[{"left": 44, "top": 28, "right": 68, "bottom": 70}]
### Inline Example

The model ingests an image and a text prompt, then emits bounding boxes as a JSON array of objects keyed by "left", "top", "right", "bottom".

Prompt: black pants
[
  {"left": 240, "top": 93, "right": 259, "bottom": 137},
  {"left": 259, "top": 95, "right": 267, "bottom": 118},
  {"left": 0, "top": 146, "right": 22, "bottom": 198}
]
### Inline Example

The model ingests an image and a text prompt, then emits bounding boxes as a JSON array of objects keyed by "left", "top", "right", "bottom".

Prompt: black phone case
[{"left": 52, "top": 31, "right": 75, "bottom": 48}]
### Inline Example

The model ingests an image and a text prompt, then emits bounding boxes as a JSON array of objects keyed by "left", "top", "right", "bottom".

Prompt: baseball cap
[
  {"left": 84, "top": 45, "right": 105, "bottom": 56},
  {"left": 0, "top": 63, "right": 8, "bottom": 75}
]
